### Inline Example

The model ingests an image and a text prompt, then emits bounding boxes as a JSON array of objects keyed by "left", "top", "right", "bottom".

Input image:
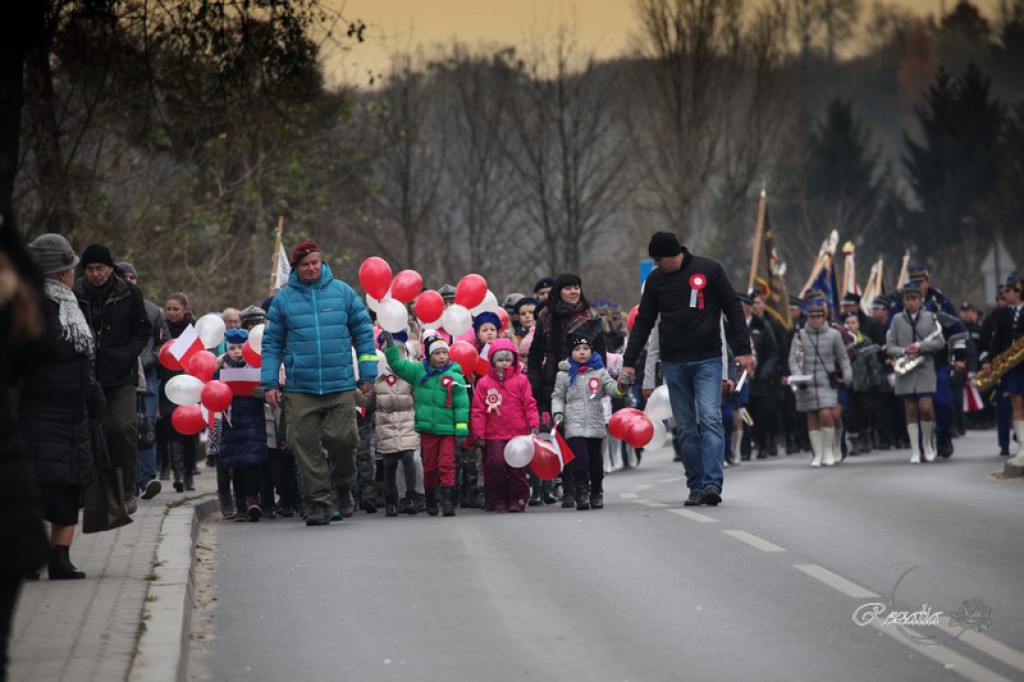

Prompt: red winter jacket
[{"left": 471, "top": 338, "right": 539, "bottom": 442}]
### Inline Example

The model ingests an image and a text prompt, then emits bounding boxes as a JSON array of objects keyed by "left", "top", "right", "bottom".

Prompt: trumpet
[{"left": 893, "top": 328, "right": 944, "bottom": 375}]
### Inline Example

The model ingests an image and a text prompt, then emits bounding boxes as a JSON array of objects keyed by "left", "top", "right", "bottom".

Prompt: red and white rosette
[
  {"left": 588, "top": 376, "right": 600, "bottom": 399},
  {"left": 386, "top": 374, "right": 398, "bottom": 386},
  {"left": 440, "top": 375, "right": 454, "bottom": 407},
  {"left": 689, "top": 273, "right": 707, "bottom": 310},
  {"left": 485, "top": 388, "right": 503, "bottom": 414}
]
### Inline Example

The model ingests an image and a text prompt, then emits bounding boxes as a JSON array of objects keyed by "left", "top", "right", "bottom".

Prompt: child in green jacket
[{"left": 383, "top": 334, "right": 469, "bottom": 517}]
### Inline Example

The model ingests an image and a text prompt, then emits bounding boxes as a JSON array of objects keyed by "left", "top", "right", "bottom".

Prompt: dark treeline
[{"left": 4, "top": 0, "right": 1024, "bottom": 312}]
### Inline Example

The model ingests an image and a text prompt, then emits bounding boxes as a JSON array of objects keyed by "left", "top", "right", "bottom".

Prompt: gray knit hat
[{"left": 28, "top": 233, "right": 79, "bottom": 275}]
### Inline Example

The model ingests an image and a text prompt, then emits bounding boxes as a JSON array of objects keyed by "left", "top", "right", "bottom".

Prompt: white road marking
[
  {"left": 793, "top": 564, "right": 877, "bottom": 599},
  {"left": 619, "top": 492, "right": 638, "bottom": 499},
  {"left": 638, "top": 500, "right": 667, "bottom": 508},
  {"left": 722, "top": 530, "right": 785, "bottom": 552},
  {"left": 669, "top": 509, "right": 718, "bottom": 523},
  {"left": 867, "top": 622, "right": 1013, "bottom": 682},
  {"left": 932, "top": 623, "right": 1024, "bottom": 674},
  {"left": 658, "top": 476, "right": 686, "bottom": 484},
  {"left": 634, "top": 484, "right": 653, "bottom": 491}
]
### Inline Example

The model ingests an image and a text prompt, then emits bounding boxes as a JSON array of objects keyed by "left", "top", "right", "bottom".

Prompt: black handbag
[
  {"left": 136, "top": 395, "right": 156, "bottom": 450},
  {"left": 82, "top": 423, "right": 133, "bottom": 534}
]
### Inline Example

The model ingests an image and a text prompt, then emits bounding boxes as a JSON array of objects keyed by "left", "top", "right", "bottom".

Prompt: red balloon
[
  {"left": 455, "top": 274, "right": 487, "bottom": 310},
  {"left": 358, "top": 256, "right": 392, "bottom": 300},
  {"left": 242, "top": 342, "right": 262, "bottom": 367},
  {"left": 475, "top": 356, "right": 491, "bottom": 377},
  {"left": 158, "top": 340, "right": 182, "bottom": 371},
  {"left": 201, "top": 380, "right": 234, "bottom": 413},
  {"left": 187, "top": 350, "right": 218, "bottom": 383},
  {"left": 496, "top": 307, "right": 510, "bottom": 332},
  {"left": 608, "top": 410, "right": 631, "bottom": 440},
  {"left": 414, "top": 290, "right": 444, "bottom": 324},
  {"left": 627, "top": 305, "right": 639, "bottom": 331},
  {"left": 624, "top": 414, "right": 655, "bottom": 448},
  {"left": 608, "top": 409, "right": 642, "bottom": 440},
  {"left": 391, "top": 270, "right": 423, "bottom": 303},
  {"left": 171, "top": 404, "right": 205, "bottom": 435},
  {"left": 530, "top": 438, "right": 562, "bottom": 479},
  {"left": 449, "top": 340, "right": 479, "bottom": 377}
]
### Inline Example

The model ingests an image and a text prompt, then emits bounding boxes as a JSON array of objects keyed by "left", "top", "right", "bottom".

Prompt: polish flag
[
  {"left": 219, "top": 366, "right": 262, "bottom": 397},
  {"left": 200, "top": 405, "right": 218, "bottom": 429},
  {"left": 169, "top": 324, "right": 204, "bottom": 369},
  {"left": 963, "top": 376, "right": 984, "bottom": 413},
  {"left": 549, "top": 426, "right": 575, "bottom": 466}
]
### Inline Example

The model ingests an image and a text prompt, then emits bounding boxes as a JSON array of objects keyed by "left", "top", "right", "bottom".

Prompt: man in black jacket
[
  {"left": 74, "top": 244, "right": 152, "bottom": 510},
  {"left": 742, "top": 293, "right": 780, "bottom": 458},
  {"left": 620, "top": 232, "right": 753, "bottom": 507}
]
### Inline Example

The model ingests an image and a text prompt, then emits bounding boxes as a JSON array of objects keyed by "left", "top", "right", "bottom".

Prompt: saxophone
[
  {"left": 975, "top": 335, "right": 1024, "bottom": 391},
  {"left": 893, "top": 327, "right": 944, "bottom": 375}
]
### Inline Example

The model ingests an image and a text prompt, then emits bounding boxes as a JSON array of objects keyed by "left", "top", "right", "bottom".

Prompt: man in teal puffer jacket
[{"left": 261, "top": 240, "right": 378, "bottom": 526}]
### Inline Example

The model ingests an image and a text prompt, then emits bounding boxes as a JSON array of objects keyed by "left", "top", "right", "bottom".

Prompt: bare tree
[
  {"left": 505, "top": 29, "right": 635, "bottom": 276},
  {"left": 355, "top": 53, "right": 445, "bottom": 274}
]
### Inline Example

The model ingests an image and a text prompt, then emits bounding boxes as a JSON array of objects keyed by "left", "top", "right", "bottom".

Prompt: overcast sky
[{"left": 324, "top": 0, "right": 1004, "bottom": 86}]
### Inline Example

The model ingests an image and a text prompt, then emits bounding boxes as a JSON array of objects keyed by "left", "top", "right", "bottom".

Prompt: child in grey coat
[{"left": 551, "top": 332, "right": 622, "bottom": 510}]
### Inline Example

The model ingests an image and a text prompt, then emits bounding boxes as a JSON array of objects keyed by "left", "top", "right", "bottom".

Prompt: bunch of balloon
[{"left": 608, "top": 408, "right": 659, "bottom": 448}]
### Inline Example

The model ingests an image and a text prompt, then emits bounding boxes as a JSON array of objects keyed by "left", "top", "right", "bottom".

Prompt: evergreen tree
[
  {"left": 804, "top": 98, "right": 885, "bottom": 240},
  {"left": 903, "top": 63, "right": 1004, "bottom": 256}
]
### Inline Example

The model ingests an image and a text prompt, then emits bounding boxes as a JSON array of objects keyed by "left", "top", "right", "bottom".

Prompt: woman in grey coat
[
  {"left": 885, "top": 283, "right": 945, "bottom": 463},
  {"left": 788, "top": 298, "right": 852, "bottom": 467}
]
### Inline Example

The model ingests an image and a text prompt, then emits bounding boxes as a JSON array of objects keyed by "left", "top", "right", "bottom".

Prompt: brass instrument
[
  {"left": 975, "top": 335, "right": 1024, "bottom": 391},
  {"left": 893, "top": 328, "right": 944, "bottom": 375}
]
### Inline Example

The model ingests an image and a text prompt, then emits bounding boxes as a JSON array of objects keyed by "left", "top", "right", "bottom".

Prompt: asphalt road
[{"left": 205, "top": 430, "right": 1024, "bottom": 682}]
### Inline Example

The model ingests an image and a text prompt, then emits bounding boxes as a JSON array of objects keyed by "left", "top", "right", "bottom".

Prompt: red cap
[{"left": 290, "top": 240, "right": 319, "bottom": 266}]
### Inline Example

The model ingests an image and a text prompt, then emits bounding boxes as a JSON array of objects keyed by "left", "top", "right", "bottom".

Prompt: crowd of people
[{"left": 4, "top": 230, "right": 1023, "bottom": 551}]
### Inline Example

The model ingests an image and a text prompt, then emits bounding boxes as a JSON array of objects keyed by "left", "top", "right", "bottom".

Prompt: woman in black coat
[
  {"left": 19, "top": 234, "right": 106, "bottom": 580},
  {"left": 526, "top": 273, "right": 606, "bottom": 507}
]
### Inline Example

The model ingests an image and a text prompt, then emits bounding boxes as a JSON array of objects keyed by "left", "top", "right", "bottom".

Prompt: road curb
[{"left": 129, "top": 494, "right": 218, "bottom": 682}]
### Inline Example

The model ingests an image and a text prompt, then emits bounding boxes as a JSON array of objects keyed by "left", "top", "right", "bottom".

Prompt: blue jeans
[
  {"left": 137, "top": 367, "right": 159, "bottom": 492},
  {"left": 662, "top": 357, "right": 725, "bottom": 492}
]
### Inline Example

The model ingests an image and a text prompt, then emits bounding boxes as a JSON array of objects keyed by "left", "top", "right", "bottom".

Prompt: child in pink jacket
[{"left": 471, "top": 338, "right": 539, "bottom": 512}]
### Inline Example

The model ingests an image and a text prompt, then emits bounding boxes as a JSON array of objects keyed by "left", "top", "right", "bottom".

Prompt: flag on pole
[
  {"left": 747, "top": 190, "right": 792, "bottom": 331},
  {"left": 219, "top": 366, "right": 262, "bottom": 397},
  {"left": 963, "top": 376, "right": 984, "bottom": 413},
  {"left": 841, "top": 242, "right": 860, "bottom": 296},
  {"left": 861, "top": 258, "right": 884, "bottom": 306},
  {"left": 801, "top": 231, "right": 840, "bottom": 317},
  {"left": 895, "top": 249, "right": 910, "bottom": 290},
  {"left": 169, "top": 323, "right": 204, "bottom": 369},
  {"left": 269, "top": 216, "right": 290, "bottom": 296},
  {"left": 549, "top": 426, "right": 575, "bottom": 467}
]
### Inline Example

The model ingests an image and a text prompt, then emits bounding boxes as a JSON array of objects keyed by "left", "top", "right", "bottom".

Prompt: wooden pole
[
  {"left": 269, "top": 216, "right": 284, "bottom": 297},
  {"left": 747, "top": 188, "right": 767, "bottom": 293}
]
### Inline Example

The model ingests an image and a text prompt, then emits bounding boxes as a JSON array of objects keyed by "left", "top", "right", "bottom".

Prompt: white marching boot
[
  {"left": 821, "top": 426, "right": 836, "bottom": 466},
  {"left": 809, "top": 430, "right": 823, "bottom": 467},
  {"left": 907, "top": 423, "right": 921, "bottom": 463},
  {"left": 922, "top": 421, "right": 937, "bottom": 463},
  {"left": 1009, "top": 421, "right": 1024, "bottom": 466}
]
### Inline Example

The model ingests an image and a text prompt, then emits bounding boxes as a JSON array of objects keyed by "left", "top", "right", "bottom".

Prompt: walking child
[
  {"left": 359, "top": 331, "right": 421, "bottom": 517},
  {"left": 551, "top": 332, "right": 622, "bottom": 510},
  {"left": 471, "top": 338, "right": 539, "bottom": 512},
  {"left": 383, "top": 332, "right": 469, "bottom": 517},
  {"left": 216, "top": 328, "right": 271, "bottom": 520}
]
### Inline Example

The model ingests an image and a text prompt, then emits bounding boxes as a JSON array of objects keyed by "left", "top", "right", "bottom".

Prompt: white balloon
[
  {"left": 504, "top": 435, "right": 536, "bottom": 468},
  {"left": 195, "top": 314, "right": 226, "bottom": 349},
  {"left": 645, "top": 418, "right": 669, "bottom": 450},
  {"left": 248, "top": 324, "right": 265, "bottom": 353},
  {"left": 378, "top": 299, "right": 409, "bottom": 333},
  {"left": 442, "top": 304, "right": 473, "bottom": 337},
  {"left": 422, "top": 317, "right": 443, "bottom": 330},
  {"left": 644, "top": 384, "right": 672, "bottom": 421},
  {"left": 366, "top": 293, "right": 381, "bottom": 312},
  {"left": 165, "top": 374, "right": 204, "bottom": 406},
  {"left": 470, "top": 290, "right": 500, "bottom": 316}
]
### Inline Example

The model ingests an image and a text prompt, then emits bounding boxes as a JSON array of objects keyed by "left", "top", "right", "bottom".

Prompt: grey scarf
[{"left": 44, "top": 278, "right": 95, "bottom": 358}]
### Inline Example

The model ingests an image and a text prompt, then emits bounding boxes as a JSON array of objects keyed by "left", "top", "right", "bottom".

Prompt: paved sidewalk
[{"left": 9, "top": 470, "right": 216, "bottom": 682}]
